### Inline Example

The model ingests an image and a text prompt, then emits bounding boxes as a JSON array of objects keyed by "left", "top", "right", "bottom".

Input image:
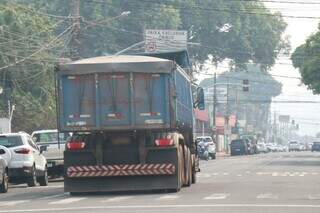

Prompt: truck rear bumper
[
  {"left": 64, "top": 163, "right": 178, "bottom": 193},
  {"left": 66, "top": 163, "right": 175, "bottom": 178},
  {"left": 64, "top": 174, "right": 179, "bottom": 193}
]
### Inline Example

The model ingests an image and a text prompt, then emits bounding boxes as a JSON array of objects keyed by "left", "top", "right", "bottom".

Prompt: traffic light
[{"left": 243, "top": 79, "right": 249, "bottom": 92}]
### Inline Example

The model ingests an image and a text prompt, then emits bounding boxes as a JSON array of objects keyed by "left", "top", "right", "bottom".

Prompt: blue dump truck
[{"left": 56, "top": 51, "right": 204, "bottom": 193}]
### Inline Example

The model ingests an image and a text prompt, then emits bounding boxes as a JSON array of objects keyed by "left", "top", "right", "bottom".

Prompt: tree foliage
[
  {"left": 0, "top": 0, "right": 288, "bottom": 132},
  {"left": 0, "top": 2, "right": 59, "bottom": 132},
  {"left": 291, "top": 30, "right": 320, "bottom": 94},
  {"left": 20, "top": 0, "right": 288, "bottom": 67}
]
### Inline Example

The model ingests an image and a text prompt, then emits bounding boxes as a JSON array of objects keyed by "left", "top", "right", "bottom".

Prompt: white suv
[{"left": 0, "top": 132, "right": 48, "bottom": 187}]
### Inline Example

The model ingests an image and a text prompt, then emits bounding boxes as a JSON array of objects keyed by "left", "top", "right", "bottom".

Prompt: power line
[
  {"left": 83, "top": 0, "right": 320, "bottom": 19},
  {"left": 4, "top": 3, "right": 72, "bottom": 20},
  {"left": 0, "top": 25, "right": 74, "bottom": 71}
]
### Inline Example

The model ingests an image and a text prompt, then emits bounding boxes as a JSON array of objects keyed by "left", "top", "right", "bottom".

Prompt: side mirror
[
  {"left": 40, "top": 145, "right": 47, "bottom": 154},
  {"left": 0, "top": 149, "right": 5, "bottom": 155},
  {"left": 195, "top": 87, "right": 205, "bottom": 110}
]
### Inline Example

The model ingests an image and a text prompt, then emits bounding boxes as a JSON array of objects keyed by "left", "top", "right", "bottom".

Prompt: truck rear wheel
[
  {"left": 185, "top": 147, "right": 192, "bottom": 187},
  {"left": 174, "top": 145, "right": 184, "bottom": 192}
]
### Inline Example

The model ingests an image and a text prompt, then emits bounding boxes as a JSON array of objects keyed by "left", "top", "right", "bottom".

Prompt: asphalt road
[{"left": 0, "top": 152, "right": 320, "bottom": 213}]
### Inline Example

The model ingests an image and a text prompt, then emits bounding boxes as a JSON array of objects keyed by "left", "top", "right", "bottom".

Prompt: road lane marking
[
  {"left": 33, "top": 185, "right": 63, "bottom": 189},
  {"left": 0, "top": 200, "right": 29, "bottom": 207},
  {"left": 157, "top": 195, "right": 181, "bottom": 200},
  {"left": 101, "top": 196, "right": 133, "bottom": 203},
  {"left": 308, "top": 194, "right": 320, "bottom": 200},
  {"left": 49, "top": 197, "right": 86, "bottom": 205},
  {"left": 204, "top": 193, "right": 229, "bottom": 200},
  {"left": 40, "top": 194, "right": 66, "bottom": 200},
  {"left": 223, "top": 172, "right": 229, "bottom": 176},
  {"left": 3, "top": 204, "right": 320, "bottom": 212},
  {"left": 237, "top": 174, "right": 242, "bottom": 177},
  {"left": 257, "top": 194, "right": 279, "bottom": 199}
]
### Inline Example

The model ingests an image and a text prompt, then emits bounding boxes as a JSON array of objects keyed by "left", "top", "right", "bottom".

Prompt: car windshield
[
  {"left": 0, "top": 136, "right": 23, "bottom": 148},
  {"left": 33, "top": 132, "right": 68, "bottom": 143}
]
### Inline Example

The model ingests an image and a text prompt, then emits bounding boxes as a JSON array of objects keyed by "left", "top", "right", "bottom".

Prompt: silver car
[
  {"left": 31, "top": 130, "right": 70, "bottom": 177},
  {"left": 0, "top": 153, "right": 8, "bottom": 193}
]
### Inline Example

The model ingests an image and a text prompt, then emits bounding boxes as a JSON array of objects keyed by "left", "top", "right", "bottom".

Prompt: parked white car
[
  {"left": 0, "top": 132, "right": 48, "bottom": 187},
  {"left": 257, "top": 142, "right": 268, "bottom": 153},
  {"left": 288, "top": 141, "right": 300, "bottom": 152}
]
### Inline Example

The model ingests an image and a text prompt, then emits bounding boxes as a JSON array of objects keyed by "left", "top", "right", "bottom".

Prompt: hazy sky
[{"left": 265, "top": 0, "right": 320, "bottom": 136}]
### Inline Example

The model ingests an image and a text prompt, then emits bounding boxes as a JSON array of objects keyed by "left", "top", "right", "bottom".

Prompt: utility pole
[
  {"left": 213, "top": 73, "right": 217, "bottom": 140},
  {"left": 225, "top": 77, "right": 230, "bottom": 153},
  {"left": 70, "top": 0, "right": 81, "bottom": 60},
  {"left": 273, "top": 111, "right": 277, "bottom": 143}
]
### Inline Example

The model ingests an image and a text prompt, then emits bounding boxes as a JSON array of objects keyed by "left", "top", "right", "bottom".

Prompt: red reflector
[
  {"left": 14, "top": 148, "right": 31, "bottom": 154},
  {"left": 67, "top": 141, "right": 85, "bottom": 150},
  {"left": 155, "top": 139, "right": 174, "bottom": 147}
]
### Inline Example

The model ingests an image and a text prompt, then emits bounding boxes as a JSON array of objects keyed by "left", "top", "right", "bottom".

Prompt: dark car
[
  {"left": 311, "top": 142, "right": 320, "bottom": 152},
  {"left": 0, "top": 148, "right": 8, "bottom": 193},
  {"left": 230, "top": 139, "right": 248, "bottom": 156}
]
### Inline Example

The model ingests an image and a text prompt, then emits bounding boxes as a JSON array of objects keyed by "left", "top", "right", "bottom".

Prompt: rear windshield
[
  {"left": 33, "top": 132, "right": 69, "bottom": 143},
  {"left": 0, "top": 136, "right": 23, "bottom": 148},
  {"left": 231, "top": 140, "right": 244, "bottom": 145},
  {"left": 196, "top": 137, "right": 212, "bottom": 143}
]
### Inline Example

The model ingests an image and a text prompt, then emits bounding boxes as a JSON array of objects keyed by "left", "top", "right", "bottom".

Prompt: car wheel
[
  {"left": 38, "top": 167, "right": 49, "bottom": 186},
  {"left": 27, "top": 166, "right": 37, "bottom": 187},
  {"left": 0, "top": 169, "right": 8, "bottom": 193}
]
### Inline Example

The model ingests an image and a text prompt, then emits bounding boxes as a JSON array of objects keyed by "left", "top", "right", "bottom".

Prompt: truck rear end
[{"left": 57, "top": 55, "right": 200, "bottom": 193}]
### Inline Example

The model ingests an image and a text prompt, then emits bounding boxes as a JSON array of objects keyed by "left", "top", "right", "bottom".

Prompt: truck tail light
[
  {"left": 14, "top": 148, "right": 31, "bottom": 154},
  {"left": 67, "top": 141, "right": 86, "bottom": 150},
  {"left": 155, "top": 139, "right": 174, "bottom": 147}
]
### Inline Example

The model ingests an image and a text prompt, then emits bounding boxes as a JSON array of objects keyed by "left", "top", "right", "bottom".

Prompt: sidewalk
[{"left": 216, "top": 152, "right": 230, "bottom": 158}]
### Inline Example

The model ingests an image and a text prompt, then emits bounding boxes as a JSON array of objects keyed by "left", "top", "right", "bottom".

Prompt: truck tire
[
  {"left": 185, "top": 148, "right": 192, "bottom": 187},
  {"left": 179, "top": 145, "right": 186, "bottom": 186},
  {"left": 27, "top": 166, "right": 37, "bottom": 187},
  {"left": 173, "top": 145, "right": 184, "bottom": 192}
]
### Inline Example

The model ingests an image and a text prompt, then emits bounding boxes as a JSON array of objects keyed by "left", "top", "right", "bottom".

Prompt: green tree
[
  {"left": 291, "top": 31, "right": 320, "bottom": 94},
  {"left": 0, "top": 2, "right": 61, "bottom": 132},
  {"left": 19, "top": 0, "right": 288, "bottom": 66}
]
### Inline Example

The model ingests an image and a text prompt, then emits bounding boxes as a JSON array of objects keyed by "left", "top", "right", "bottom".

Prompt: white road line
[
  {"left": 157, "top": 195, "right": 181, "bottom": 200},
  {"left": 40, "top": 194, "right": 66, "bottom": 200},
  {"left": 33, "top": 185, "right": 63, "bottom": 189},
  {"left": 2, "top": 204, "right": 320, "bottom": 212},
  {"left": 212, "top": 173, "right": 219, "bottom": 176},
  {"left": 257, "top": 194, "right": 279, "bottom": 199},
  {"left": 223, "top": 172, "right": 229, "bottom": 176},
  {"left": 49, "top": 197, "right": 86, "bottom": 205},
  {"left": 204, "top": 193, "right": 229, "bottom": 200},
  {"left": 237, "top": 174, "right": 242, "bottom": 177},
  {"left": 101, "top": 196, "right": 133, "bottom": 203},
  {"left": 0, "top": 200, "right": 30, "bottom": 207},
  {"left": 308, "top": 194, "right": 320, "bottom": 200}
]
